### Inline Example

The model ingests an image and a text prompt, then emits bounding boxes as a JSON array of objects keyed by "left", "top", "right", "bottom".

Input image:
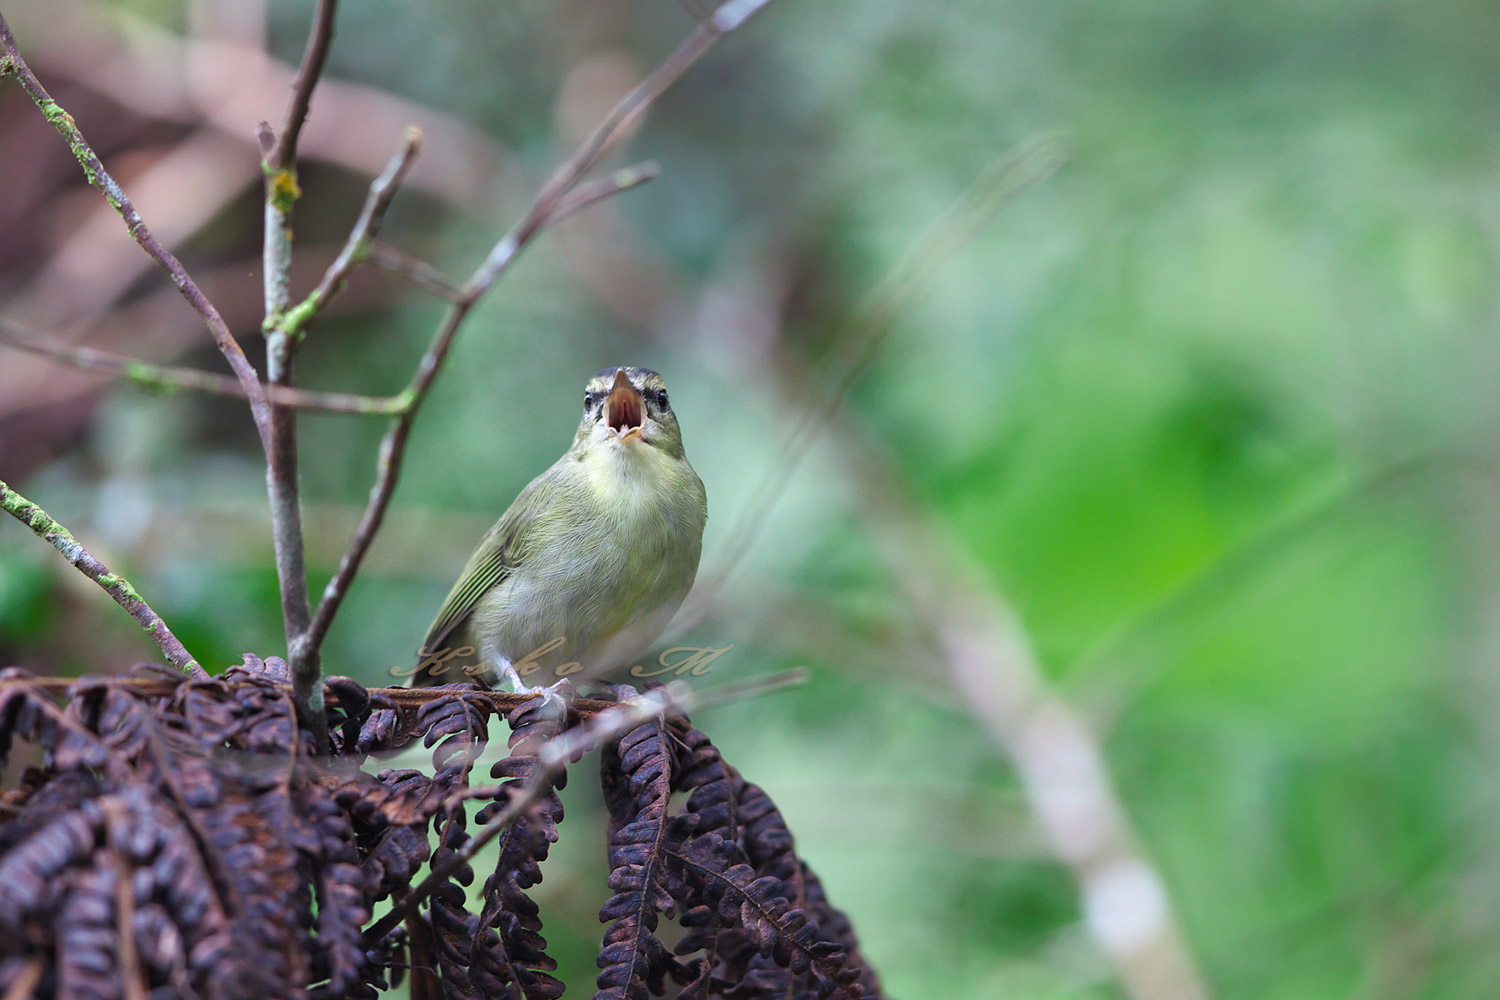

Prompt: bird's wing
[{"left": 416, "top": 477, "right": 545, "bottom": 663}]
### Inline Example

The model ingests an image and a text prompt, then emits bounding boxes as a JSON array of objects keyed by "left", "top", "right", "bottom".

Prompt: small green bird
[{"left": 409, "top": 366, "right": 707, "bottom": 690}]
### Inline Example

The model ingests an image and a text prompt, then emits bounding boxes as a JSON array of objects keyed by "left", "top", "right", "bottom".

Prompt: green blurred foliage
[{"left": 4, "top": 0, "right": 1500, "bottom": 996}]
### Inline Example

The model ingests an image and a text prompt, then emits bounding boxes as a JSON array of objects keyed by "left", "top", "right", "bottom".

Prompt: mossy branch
[{"left": 0, "top": 481, "right": 206, "bottom": 679}]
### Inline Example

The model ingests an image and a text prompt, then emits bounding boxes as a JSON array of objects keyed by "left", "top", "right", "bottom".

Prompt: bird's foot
[{"left": 497, "top": 661, "right": 574, "bottom": 716}]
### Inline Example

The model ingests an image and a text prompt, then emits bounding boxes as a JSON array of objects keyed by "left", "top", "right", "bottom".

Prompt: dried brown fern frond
[{"left": 0, "top": 664, "right": 879, "bottom": 999}]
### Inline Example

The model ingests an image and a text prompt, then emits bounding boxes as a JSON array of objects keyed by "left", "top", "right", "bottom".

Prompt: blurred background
[{"left": 2, "top": 0, "right": 1498, "bottom": 997}]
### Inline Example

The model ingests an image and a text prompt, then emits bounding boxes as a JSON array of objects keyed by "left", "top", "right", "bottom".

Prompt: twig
[
  {"left": 282, "top": 127, "right": 424, "bottom": 338},
  {"left": 539, "top": 160, "right": 660, "bottom": 227},
  {"left": 0, "top": 12, "right": 272, "bottom": 454},
  {"left": 304, "top": 1, "right": 774, "bottom": 660},
  {"left": 257, "top": 0, "right": 342, "bottom": 752},
  {"left": 264, "top": 0, "right": 338, "bottom": 173},
  {"left": 366, "top": 242, "right": 465, "bottom": 303},
  {"left": 465, "top": 16, "right": 743, "bottom": 296},
  {"left": 361, "top": 667, "right": 805, "bottom": 946},
  {"left": 0, "top": 481, "right": 206, "bottom": 679},
  {"left": 0, "top": 319, "right": 408, "bottom": 415}
]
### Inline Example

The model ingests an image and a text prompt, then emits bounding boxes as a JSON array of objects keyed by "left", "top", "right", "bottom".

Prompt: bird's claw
[{"left": 498, "top": 662, "right": 573, "bottom": 716}]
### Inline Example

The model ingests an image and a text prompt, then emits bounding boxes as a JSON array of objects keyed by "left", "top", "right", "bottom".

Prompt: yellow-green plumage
[{"left": 411, "top": 367, "right": 707, "bottom": 687}]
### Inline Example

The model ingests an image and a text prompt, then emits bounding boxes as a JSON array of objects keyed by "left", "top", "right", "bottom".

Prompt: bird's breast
[{"left": 473, "top": 442, "right": 705, "bottom": 677}]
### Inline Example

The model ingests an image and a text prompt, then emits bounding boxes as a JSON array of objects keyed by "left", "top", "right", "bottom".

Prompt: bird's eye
[
  {"left": 653, "top": 390, "right": 669, "bottom": 410},
  {"left": 583, "top": 391, "right": 595, "bottom": 410}
]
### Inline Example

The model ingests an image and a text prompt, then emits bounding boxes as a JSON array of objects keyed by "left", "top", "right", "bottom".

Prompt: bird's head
[{"left": 573, "top": 366, "right": 686, "bottom": 459}]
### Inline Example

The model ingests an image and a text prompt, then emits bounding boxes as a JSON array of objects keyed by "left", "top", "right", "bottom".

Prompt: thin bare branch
[
  {"left": 265, "top": 0, "right": 339, "bottom": 171},
  {"left": 467, "top": 16, "right": 745, "bottom": 296},
  {"left": 540, "top": 159, "right": 660, "bottom": 227},
  {"left": 366, "top": 242, "right": 465, "bottom": 303},
  {"left": 304, "top": 2, "right": 775, "bottom": 659},
  {"left": 258, "top": 0, "right": 343, "bottom": 752},
  {"left": 0, "top": 480, "right": 206, "bottom": 679},
  {"left": 0, "top": 319, "right": 408, "bottom": 415},
  {"left": 0, "top": 12, "right": 272, "bottom": 454},
  {"left": 264, "top": 328, "right": 315, "bottom": 737},
  {"left": 289, "top": 126, "right": 424, "bottom": 331}
]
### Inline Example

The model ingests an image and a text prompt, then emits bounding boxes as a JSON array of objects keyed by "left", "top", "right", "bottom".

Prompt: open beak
[{"left": 604, "top": 369, "right": 644, "bottom": 439}]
